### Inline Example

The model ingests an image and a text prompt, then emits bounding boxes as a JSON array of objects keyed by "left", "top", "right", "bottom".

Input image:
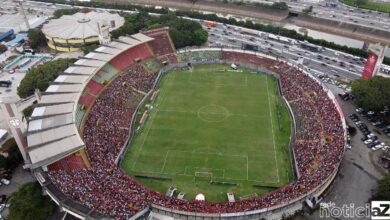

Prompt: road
[
  {"left": 206, "top": 22, "right": 366, "bottom": 81},
  {"left": 226, "top": 0, "right": 390, "bottom": 32}
]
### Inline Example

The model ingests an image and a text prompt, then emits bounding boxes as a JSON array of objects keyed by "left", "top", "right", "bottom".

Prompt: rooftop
[
  {"left": 26, "top": 33, "right": 154, "bottom": 169},
  {"left": 42, "top": 11, "right": 124, "bottom": 39}
]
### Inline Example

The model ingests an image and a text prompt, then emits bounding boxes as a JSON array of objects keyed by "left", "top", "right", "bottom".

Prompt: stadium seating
[
  {"left": 47, "top": 50, "right": 344, "bottom": 219},
  {"left": 143, "top": 28, "right": 175, "bottom": 57},
  {"left": 48, "top": 153, "right": 85, "bottom": 171},
  {"left": 109, "top": 44, "right": 152, "bottom": 71},
  {"left": 158, "top": 54, "right": 178, "bottom": 65},
  {"left": 75, "top": 104, "right": 86, "bottom": 128},
  {"left": 178, "top": 51, "right": 221, "bottom": 62},
  {"left": 92, "top": 63, "right": 119, "bottom": 84}
]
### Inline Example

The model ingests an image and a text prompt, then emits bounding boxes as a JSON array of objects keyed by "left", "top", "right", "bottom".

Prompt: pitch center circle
[{"left": 197, "top": 105, "right": 229, "bottom": 122}]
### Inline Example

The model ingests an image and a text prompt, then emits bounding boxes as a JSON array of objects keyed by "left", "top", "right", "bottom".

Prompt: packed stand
[
  {"left": 48, "top": 51, "right": 345, "bottom": 219},
  {"left": 143, "top": 27, "right": 175, "bottom": 57}
]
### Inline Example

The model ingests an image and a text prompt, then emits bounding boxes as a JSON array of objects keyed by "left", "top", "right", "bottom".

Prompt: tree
[
  {"left": 0, "top": 44, "right": 7, "bottom": 53},
  {"left": 356, "top": 0, "right": 368, "bottom": 6},
  {"left": 17, "top": 58, "right": 76, "bottom": 98},
  {"left": 0, "top": 138, "right": 23, "bottom": 170},
  {"left": 111, "top": 13, "right": 208, "bottom": 48},
  {"left": 351, "top": 76, "right": 390, "bottom": 111},
  {"left": 373, "top": 174, "right": 390, "bottom": 200},
  {"left": 271, "top": 2, "right": 289, "bottom": 10},
  {"left": 82, "top": 44, "right": 99, "bottom": 55},
  {"left": 22, "top": 106, "right": 34, "bottom": 118},
  {"left": 53, "top": 8, "right": 80, "bottom": 19},
  {"left": 8, "top": 182, "right": 55, "bottom": 220},
  {"left": 27, "top": 29, "right": 46, "bottom": 50}
]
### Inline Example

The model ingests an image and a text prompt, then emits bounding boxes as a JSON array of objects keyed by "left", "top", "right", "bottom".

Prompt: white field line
[
  {"left": 131, "top": 108, "right": 159, "bottom": 171},
  {"left": 160, "top": 150, "right": 170, "bottom": 173},
  {"left": 159, "top": 108, "right": 269, "bottom": 119},
  {"left": 266, "top": 76, "right": 280, "bottom": 183},
  {"left": 246, "top": 155, "right": 249, "bottom": 181}
]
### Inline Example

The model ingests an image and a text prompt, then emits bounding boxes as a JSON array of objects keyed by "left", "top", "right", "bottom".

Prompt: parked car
[
  {"left": 0, "top": 179, "right": 10, "bottom": 185},
  {"left": 364, "top": 139, "right": 373, "bottom": 144},
  {"left": 356, "top": 108, "right": 364, "bottom": 113},
  {"left": 0, "top": 195, "right": 6, "bottom": 204}
]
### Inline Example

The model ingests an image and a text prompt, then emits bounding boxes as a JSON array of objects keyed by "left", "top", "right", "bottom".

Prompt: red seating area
[
  {"left": 143, "top": 27, "right": 175, "bottom": 57},
  {"left": 79, "top": 91, "right": 95, "bottom": 107},
  {"left": 46, "top": 50, "right": 345, "bottom": 219},
  {"left": 159, "top": 54, "right": 178, "bottom": 65},
  {"left": 86, "top": 80, "right": 104, "bottom": 96},
  {"left": 48, "top": 153, "right": 85, "bottom": 171},
  {"left": 78, "top": 79, "right": 105, "bottom": 108},
  {"left": 109, "top": 44, "right": 152, "bottom": 71}
]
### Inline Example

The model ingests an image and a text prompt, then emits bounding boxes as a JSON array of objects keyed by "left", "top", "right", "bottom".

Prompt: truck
[{"left": 204, "top": 20, "right": 217, "bottom": 28}]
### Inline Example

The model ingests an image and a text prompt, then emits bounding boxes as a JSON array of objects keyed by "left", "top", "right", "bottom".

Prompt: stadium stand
[
  {"left": 109, "top": 43, "right": 152, "bottom": 71},
  {"left": 178, "top": 50, "right": 222, "bottom": 62},
  {"left": 75, "top": 104, "right": 86, "bottom": 128},
  {"left": 44, "top": 49, "right": 344, "bottom": 219},
  {"left": 92, "top": 63, "right": 119, "bottom": 84},
  {"left": 24, "top": 26, "right": 345, "bottom": 219},
  {"left": 158, "top": 54, "right": 178, "bottom": 65},
  {"left": 48, "top": 153, "right": 86, "bottom": 171},
  {"left": 143, "top": 27, "right": 175, "bottom": 57}
]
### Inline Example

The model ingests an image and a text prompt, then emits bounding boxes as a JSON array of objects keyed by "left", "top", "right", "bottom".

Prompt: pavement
[{"left": 0, "top": 164, "right": 35, "bottom": 218}]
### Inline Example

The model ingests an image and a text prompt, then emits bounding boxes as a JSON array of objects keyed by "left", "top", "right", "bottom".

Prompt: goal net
[{"left": 194, "top": 172, "right": 213, "bottom": 182}]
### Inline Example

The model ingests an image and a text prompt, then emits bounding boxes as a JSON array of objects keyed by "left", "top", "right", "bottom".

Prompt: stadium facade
[{"left": 16, "top": 28, "right": 347, "bottom": 219}]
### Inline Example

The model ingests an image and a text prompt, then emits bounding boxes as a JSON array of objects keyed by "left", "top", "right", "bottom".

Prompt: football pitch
[{"left": 122, "top": 64, "right": 294, "bottom": 202}]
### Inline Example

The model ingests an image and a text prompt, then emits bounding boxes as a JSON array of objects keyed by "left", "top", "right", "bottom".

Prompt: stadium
[{"left": 25, "top": 27, "right": 346, "bottom": 219}]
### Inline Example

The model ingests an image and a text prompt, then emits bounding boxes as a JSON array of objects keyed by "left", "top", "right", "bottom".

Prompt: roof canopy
[{"left": 26, "top": 33, "right": 154, "bottom": 169}]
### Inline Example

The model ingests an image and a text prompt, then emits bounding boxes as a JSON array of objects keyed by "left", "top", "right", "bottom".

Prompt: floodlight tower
[{"left": 15, "top": 0, "right": 31, "bottom": 30}]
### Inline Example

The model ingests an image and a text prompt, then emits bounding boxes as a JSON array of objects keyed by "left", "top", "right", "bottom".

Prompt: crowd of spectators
[
  {"left": 48, "top": 50, "right": 345, "bottom": 219},
  {"left": 143, "top": 27, "right": 175, "bottom": 57}
]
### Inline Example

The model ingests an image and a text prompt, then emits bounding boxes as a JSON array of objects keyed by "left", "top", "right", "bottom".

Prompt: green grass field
[{"left": 122, "top": 64, "right": 294, "bottom": 202}]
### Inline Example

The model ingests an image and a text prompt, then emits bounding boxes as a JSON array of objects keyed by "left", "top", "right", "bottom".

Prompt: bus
[
  {"left": 241, "top": 43, "right": 259, "bottom": 52},
  {"left": 240, "top": 28, "right": 258, "bottom": 36},
  {"left": 300, "top": 42, "right": 322, "bottom": 52}
]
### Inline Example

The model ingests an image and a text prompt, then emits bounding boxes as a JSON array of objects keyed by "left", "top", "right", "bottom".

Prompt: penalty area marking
[{"left": 266, "top": 76, "right": 280, "bottom": 183}]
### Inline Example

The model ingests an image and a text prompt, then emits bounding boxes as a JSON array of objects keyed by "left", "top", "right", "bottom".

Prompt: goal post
[{"left": 194, "top": 172, "right": 213, "bottom": 182}]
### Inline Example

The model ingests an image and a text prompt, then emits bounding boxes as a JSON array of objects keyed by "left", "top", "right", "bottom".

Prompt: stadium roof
[
  {"left": 42, "top": 11, "right": 124, "bottom": 39},
  {"left": 26, "top": 33, "right": 154, "bottom": 170}
]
